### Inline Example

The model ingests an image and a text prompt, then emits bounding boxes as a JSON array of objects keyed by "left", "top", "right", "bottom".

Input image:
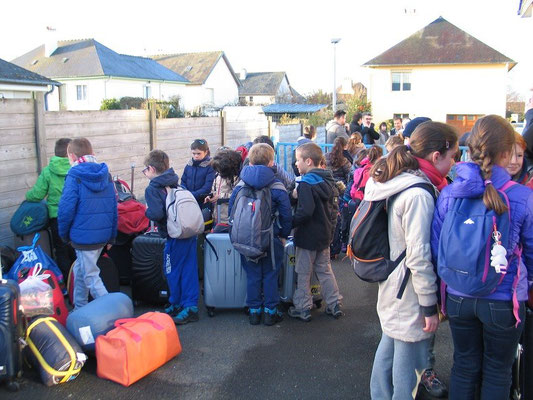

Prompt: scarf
[
  {"left": 415, "top": 156, "right": 448, "bottom": 191},
  {"left": 72, "top": 154, "right": 98, "bottom": 167}
]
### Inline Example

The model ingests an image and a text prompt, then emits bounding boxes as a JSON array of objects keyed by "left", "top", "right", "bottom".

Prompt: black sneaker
[
  {"left": 263, "top": 307, "right": 283, "bottom": 326},
  {"left": 420, "top": 369, "right": 448, "bottom": 398},
  {"left": 173, "top": 307, "right": 199, "bottom": 325},
  {"left": 288, "top": 306, "right": 312, "bottom": 322},
  {"left": 325, "top": 303, "right": 344, "bottom": 319},
  {"left": 249, "top": 308, "right": 262, "bottom": 325}
]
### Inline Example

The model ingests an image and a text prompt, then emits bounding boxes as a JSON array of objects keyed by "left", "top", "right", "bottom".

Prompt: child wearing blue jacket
[
  {"left": 181, "top": 139, "right": 216, "bottom": 204},
  {"left": 432, "top": 115, "right": 533, "bottom": 398},
  {"left": 58, "top": 138, "right": 117, "bottom": 309},
  {"left": 143, "top": 149, "right": 199, "bottom": 325},
  {"left": 228, "top": 143, "right": 292, "bottom": 326}
]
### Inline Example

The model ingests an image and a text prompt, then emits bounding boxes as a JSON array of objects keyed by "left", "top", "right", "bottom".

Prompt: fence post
[
  {"left": 268, "top": 116, "right": 272, "bottom": 138},
  {"left": 149, "top": 101, "right": 157, "bottom": 150},
  {"left": 300, "top": 122, "right": 304, "bottom": 136},
  {"left": 34, "top": 92, "right": 47, "bottom": 173},
  {"left": 221, "top": 111, "right": 226, "bottom": 146}
]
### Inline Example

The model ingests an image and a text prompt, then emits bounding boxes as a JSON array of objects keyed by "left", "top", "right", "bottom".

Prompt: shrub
[
  {"left": 119, "top": 97, "right": 145, "bottom": 110},
  {"left": 100, "top": 98, "right": 121, "bottom": 110}
]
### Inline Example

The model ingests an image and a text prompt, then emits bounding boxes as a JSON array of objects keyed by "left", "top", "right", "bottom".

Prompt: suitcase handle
[{"left": 114, "top": 318, "right": 164, "bottom": 343}]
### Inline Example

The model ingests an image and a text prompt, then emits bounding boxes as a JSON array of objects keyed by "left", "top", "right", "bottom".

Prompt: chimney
[
  {"left": 45, "top": 26, "right": 58, "bottom": 57},
  {"left": 239, "top": 68, "right": 247, "bottom": 80}
]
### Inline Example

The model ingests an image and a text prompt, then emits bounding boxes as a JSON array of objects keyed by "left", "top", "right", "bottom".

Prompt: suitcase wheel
[
  {"left": 206, "top": 307, "right": 215, "bottom": 317},
  {"left": 6, "top": 380, "right": 20, "bottom": 392}
]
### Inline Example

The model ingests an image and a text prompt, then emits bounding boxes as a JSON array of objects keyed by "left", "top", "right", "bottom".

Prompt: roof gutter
[{"left": 44, "top": 82, "right": 61, "bottom": 111}]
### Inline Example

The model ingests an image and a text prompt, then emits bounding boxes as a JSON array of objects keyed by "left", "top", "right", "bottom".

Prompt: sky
[{"left": 2, "top": 0, "right": 532, "bottom": 98}]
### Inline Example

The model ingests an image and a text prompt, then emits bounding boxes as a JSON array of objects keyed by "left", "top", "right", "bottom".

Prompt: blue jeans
[
  {"left": 241, "top": 238, "right": 283, "bottom": 309},
  {"left": 446, "top": 294, "right": 525, "bottom": 400},
  {"left": 164, "top": 236, "right": 199, "bottom": 308},
  {"left": 73, "top": 248, "right": 107, "bottom": 309},
  {"left": 370, "top": 333, "right": 431, "bottom": 399}
]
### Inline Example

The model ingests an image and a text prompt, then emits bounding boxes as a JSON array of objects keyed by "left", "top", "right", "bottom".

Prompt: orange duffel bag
[{"left": 95, "top": 311, "right": 181, "bottom": 386}]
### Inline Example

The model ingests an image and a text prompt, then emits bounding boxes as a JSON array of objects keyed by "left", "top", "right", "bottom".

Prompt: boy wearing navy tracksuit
[
  {"left": 143, "top": 149, "right": 199, "bottom": 325},
  {"left": 228, "top": 144, "right": 292, "bottom": 326},
  {"left": 58, "top": 138, "right": 117, "bottom": 309}
]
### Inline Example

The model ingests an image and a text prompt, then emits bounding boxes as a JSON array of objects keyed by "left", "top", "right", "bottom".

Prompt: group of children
[{"left": 25, "top": 113, "right": 533, "bottom": 399}]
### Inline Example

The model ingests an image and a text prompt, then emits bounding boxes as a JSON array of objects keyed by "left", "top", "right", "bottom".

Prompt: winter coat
[
  {"left": 325, "top": 152, "right": 351, "bottom": 184},
  {"left": 377, "top": 131, "right": 390, "bottom": 146},
  {"left": 58, "top": 162, "right": 117, "bottom": 249},
  {"left": 326, "top": 120, "right": 349, "bottom": 144},
  {"left": 211, "top": 175, "right": 239, "bottom": 225},
  {"left": 361, "top": 123, "right": 380, "bottom": 145},
  {"left": 350, "top": 122, "right": 362, "bottom": 135},
  {"left": 431, "top": 163, "right": 533, "bottom": 302},
  {"left": 26, "top": 156, "right": 71, "bottom": 218},
  {"left": 144, "top": 168, "right": 179, "bottom": 239},
  {"left": 181, "top": 156, "right": 216, "bottom": 203},
  {"left": 228, "top": 165, "right": 292, "bottom": 239},
  {"left": 365, "top": 172, "right": 438, "bottom": 342},
  {"left": 293, "top": 168, "right": 338, "bottom": 251},
  {"left": 242, "top": 158, "right": 294, "bottom": 191}
]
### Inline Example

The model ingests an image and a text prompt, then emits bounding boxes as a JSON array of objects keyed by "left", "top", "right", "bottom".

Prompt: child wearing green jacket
[{"left": 26, "top": 138, "right": 73, "bottom": 276}]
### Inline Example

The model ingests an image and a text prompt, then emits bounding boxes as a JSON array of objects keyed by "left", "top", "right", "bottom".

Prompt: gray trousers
[
  {"left": 73, "top": 248, "right": 108, "bottom": 309},
  {"left": 293, "top": 247, "right": 341, "bottom": 311}
]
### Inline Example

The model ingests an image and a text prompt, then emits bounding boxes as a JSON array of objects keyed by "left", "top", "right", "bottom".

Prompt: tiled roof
[
  {"left": 11, "top": 39, "right": 189, "bottom": 82},
  {"left": 239, "top": 72, "right": 287, "bottom": 96},
  {"left": 152, "top": 51, "right": 240, "bottom": 86},
  {"left": 0, "top": 58, "right": 58, "bottom": 86},
  {"left": 263, "top": 104, "right": 327, "bottom": 114},
  {"left": 363, "top": 17, "right": 516, "bottom": 69}
]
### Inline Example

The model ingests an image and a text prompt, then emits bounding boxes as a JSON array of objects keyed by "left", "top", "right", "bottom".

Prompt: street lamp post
[{"left": 331, "top": 38, "right": 341, "bottom": 113}]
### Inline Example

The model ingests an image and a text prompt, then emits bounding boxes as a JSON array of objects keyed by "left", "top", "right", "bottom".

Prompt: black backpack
[{"left": 347, "top": 182, "right": 436, "bottom": 299}]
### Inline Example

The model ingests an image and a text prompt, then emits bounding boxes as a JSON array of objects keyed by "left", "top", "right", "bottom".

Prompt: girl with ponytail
[
  {"left": 368, "top": 121, "right": 458, "bottom": 399},
  {"left": 431, "top": 115, "right": 533, "bottom": 399}
]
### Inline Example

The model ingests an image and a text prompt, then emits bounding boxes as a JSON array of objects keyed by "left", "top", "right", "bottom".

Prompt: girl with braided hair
[{"left": 432, "top": 115, "right": 533, "bottom": 399}]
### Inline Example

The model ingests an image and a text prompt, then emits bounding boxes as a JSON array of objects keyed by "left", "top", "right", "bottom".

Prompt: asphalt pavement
[{"left": 5, "top": 258, "right": 454, "bottom": 400}]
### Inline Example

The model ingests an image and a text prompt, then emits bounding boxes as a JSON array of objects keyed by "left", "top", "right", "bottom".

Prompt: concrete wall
[{"left": 367, "top": 64, "right": 508, "bottom": 123}]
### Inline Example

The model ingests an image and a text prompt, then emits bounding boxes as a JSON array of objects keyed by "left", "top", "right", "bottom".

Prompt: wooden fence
[{"left": 0, "top": 97, "right": 269, "bottom": 247}]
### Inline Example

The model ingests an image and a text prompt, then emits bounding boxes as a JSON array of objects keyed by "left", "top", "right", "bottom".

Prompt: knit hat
[{"left": 402, "top": 117, "right": 431, "bottom": 138}]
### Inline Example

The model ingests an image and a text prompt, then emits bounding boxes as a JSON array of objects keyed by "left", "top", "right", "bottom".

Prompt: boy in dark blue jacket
[
  {"left": 143, "top": 150, "right": 199, "bottom": 325},
  {"left": 228, "top": 143, "right": 292, "bottom": 326},
  {"left": 58, "top": 138, "right": 117, "bottom": 309},
  {"left": 181, "top": 139, "right": 216, "bottom": 204}
]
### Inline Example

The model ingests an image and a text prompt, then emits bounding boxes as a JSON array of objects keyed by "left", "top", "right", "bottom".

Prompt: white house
[
  {"left": 238, "top": 71, "right": 303, "bottom": 106},
  {"left": 152, "top": 51, "right": 240, "bottom": 113},
  {"left": 0, "top": 58, "right": 59, "bottom": 105},
  {"left": 363, "top": 17, "right": 516, "bottom": 134},
  {"left": 11, "top": 39, "right": 189, "bottom": 111}
]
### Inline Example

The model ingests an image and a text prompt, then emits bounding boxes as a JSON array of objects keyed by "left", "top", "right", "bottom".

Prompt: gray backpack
[
  {"left": 165, "top": 187, "right": 204, "bottom": 239},
  {"left": 229, "top": 181, "right": 286, "bottom": 263}
]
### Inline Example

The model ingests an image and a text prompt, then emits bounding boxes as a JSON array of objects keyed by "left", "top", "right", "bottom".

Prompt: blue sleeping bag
[{"left": 66, "top": 292, "right": 133, "bottom": 352}]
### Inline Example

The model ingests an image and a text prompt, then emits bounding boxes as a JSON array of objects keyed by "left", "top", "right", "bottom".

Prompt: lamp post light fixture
[{"left": 331, "top": 38, "right": 341, "bottom": 113}]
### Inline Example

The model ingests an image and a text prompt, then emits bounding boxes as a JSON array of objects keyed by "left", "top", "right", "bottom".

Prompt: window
[
  {"left": 457, "top": 115, "right": 464, "bottom": 121},
  {"left": 76, "top": 85, "right": 87, "bottom": 101},
  {"left": 144, "top": 85, "right": 152, "bottom": 99},
  {"left": 448, "top": 115, "right": 455, "bottom": 120},
  {"left": 391, "top": 72, "right": 411, "bottom": 92},
  {"left": 393, "top": 113, "right": 410, "bottom": 119},
  {"left": 467, "top": 115, "right": 475, "bottom": 121},
  {"left": 249, "top": 96, "right": 253, "bottom": 105}
]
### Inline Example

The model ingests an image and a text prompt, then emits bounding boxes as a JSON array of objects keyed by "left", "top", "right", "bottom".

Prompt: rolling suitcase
[
  {"left": 67, "top": 252, "right": 121, "bottom": 306},
  {"left": 511, "top": 307, "right": 533, "bottom": 399},
  {"left": 0, "top": 270, "right": 23, "bottom": 392},
  {"left": 108, "top": 239, "right": 134, "bottom": 285},
  {"left": 203, "top": 233, "right": 247, "bottom": 317},
  {"left": 131, "top": 232, "right": 169, "bottom": 305},
  {"left": 280, "top": 240, "right": 322, "bottom": 309}
]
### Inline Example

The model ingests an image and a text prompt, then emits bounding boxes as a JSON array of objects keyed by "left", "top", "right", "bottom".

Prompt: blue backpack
[
  {"left": 10, "top": 201, "right": 49, "bottom": 236},
  {"left": 437, "top": 181, "right": 520, "bottom": 298}
]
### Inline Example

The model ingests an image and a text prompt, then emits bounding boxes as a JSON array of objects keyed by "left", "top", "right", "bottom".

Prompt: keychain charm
[{"left": 490, "top": 227, "right": 507, "bottom": 274}]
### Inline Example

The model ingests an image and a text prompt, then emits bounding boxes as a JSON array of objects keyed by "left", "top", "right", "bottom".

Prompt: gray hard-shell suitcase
[
  {"left": 280, "top": 240, "right": 322, "bottom": 309},
  {"left": 203, "top": 233, "right": 247, "bottom": 317}
]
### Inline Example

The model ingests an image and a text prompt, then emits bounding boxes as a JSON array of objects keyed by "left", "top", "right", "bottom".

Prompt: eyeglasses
[{"left": 142, "top": 166, "right": 150, "bottom": 176}]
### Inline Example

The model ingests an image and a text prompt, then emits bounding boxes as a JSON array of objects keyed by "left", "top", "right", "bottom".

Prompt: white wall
[
  {"left": 367, "top": 64, "right": 509, "bottom": 123},
  {"left": 204, "top": 58, "right": 239, "bottom": 107},
  {"left": 47, "top": 78, "right": 187, "bottom": 111}
]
